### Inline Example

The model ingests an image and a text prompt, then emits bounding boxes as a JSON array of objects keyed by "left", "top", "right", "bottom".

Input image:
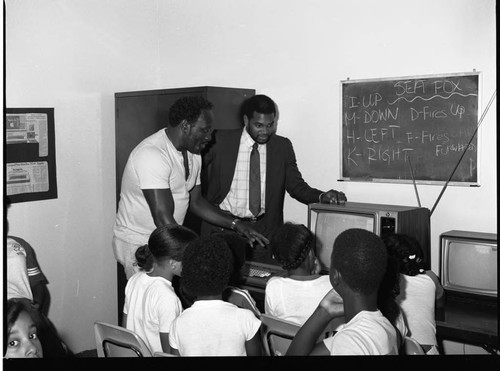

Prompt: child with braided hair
[
  {"left": 383, "top": 233, "right": 444, "bottom": 355},
  {"left": 265, "top": 222, "right": 343, "bottom": 334},
  {"left": 122, "top": 224, "right": 198, "bottom": 354}
]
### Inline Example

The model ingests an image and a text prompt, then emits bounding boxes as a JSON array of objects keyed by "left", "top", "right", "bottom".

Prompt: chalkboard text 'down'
[{"left": 340, "top": 72, "right": 479, "bottom": 185}]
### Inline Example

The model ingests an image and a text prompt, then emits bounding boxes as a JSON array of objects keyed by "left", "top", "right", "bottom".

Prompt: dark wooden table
[{"left": 435, "top": 293, "right": 498, "bottom": 354}]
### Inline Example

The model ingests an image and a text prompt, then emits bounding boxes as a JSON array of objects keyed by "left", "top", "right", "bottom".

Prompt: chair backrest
[
  {"left": 94, "top": 321, "right": 153, "bottom": 357},
  {"left": 403, "top": 336, "right": 425, "bottom": 355},
  {"left": 222, "top": 286, "right": 261, "bottom": 318},
  {"left": 259, "top": 314, "right": 301, "bottom": 356}
]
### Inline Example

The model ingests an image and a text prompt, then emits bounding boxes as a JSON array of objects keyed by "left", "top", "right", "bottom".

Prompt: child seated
[
  {"left": 377, "top": 247, "right": 408, "bottom": 345},
  {"left": 265, "top": 222, "right": 343, "bottom": 335},
  {"left": 383, "top": 233, "right": 444, "bottom": 355},
  {"left": 168, "top": 235, "right": 263, "bottom": 356},
  {"left": 6, "top": 196, "right": 50, "bottom": 316},
  {"left": 122, "top": 224, "right": 198, "bottom": 354},
  {"left": 5, "top": 297, "right": 72, "bottom": 358},
  {"left": 286, "top": 228, "right": 399, "bottom": 355},
  {"left": 5, "top": 298, "right": 43, "bottom": 358}
]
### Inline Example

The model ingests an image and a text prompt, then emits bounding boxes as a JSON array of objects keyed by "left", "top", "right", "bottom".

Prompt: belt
[
  {"left": 237, "top": 214, "right": 265, "bottom": 223},
  {"left": 219, "top": 208, "right": 266, "bottom": 223}
]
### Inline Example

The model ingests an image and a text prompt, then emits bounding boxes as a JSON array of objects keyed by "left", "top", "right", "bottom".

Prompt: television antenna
[
  {"left": 406, "top": 155, "right": 421, "bottom": 208},
  {"left": 430, "top": 89, "right": 497, "bottom": 216}
]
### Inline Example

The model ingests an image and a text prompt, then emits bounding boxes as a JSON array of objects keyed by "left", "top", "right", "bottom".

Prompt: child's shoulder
[
  {"left": 6, "top": 236, "right": 27, "bottom": 254},
  {"left": 265, "top": 275, "right": 286, "bottom": 286}
]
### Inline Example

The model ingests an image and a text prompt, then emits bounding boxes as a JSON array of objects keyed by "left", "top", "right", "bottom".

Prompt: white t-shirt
[
  {"left": 265, "top": 275, "right": 343, "bottom": 332},
  {"left": 123, "top": 271, "right": 183, "bottom": 354},
  {"left": 169, "top": 300, "right": 261, "bottom": 356},
  {"left": 7, "top": 237, "right": 33, "bottom": 300},
  {"left": 323, "top": 310, "right": 399, "bottom": 355},
  {"left": 113, "top": 128, "right": 201, "bottom": 244},
  {"left": 397, "top": 273, "right": 437, "bottom": 346}
]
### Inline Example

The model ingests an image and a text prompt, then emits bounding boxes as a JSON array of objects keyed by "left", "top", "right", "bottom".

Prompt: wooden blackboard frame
[{"left": 339, "top": 72, "right": 481, "bottom": 186}]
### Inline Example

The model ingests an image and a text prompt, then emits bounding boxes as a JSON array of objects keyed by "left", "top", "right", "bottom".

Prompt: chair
[
  {"left": 94, "top": 321, "right": 152, "bottom": 357},
  {"left": 403, "top": 336, "right": 426, "bottom": 355},
  {"left": 153, "top": 351, "right": 178, "bottom": 357},
  {"left": 259, "top": 314, "right": 301, "bottom": 356},
  {"left": 222, "top": 286, "right": 262, "bottom": 318}
]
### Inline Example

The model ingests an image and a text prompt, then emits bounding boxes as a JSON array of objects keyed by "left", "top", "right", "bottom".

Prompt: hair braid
[{"left": 271, "top": 223, "right": 313, "bottom": 271}]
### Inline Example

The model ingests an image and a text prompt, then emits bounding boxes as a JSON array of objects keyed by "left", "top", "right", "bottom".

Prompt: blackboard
[{"left": 340, "top": 72, "right": 480, "bottom": 185}]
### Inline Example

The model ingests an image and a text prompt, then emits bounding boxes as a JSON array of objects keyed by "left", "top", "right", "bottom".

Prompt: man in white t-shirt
[{"left": 113, "top": 96, "right": 268, "bottom": 279}]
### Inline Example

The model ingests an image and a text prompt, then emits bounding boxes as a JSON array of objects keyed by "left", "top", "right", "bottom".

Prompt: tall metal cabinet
[{"left": 114, "top": 86, "right": 255, "bottom": 319}]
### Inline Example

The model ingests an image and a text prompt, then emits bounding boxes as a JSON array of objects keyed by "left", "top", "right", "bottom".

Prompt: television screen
[
  {"left": 313, "top": 211, "right": 375, "bottom": 271},
  {"left": 441, "top": 231, "right": 497, "bottom": 298}
]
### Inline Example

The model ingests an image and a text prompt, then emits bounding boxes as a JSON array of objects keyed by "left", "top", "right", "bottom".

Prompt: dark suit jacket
[{"left": 201, "top": 127, "right": 323, "bottom": 239}]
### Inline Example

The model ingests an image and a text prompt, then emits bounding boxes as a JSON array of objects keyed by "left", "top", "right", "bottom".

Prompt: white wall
[
  {"left": 4, "top": 0, "right": 496, "bottom": 354},
  {"left": 4, "top": 0, "right": 162, "bottom": 352}
]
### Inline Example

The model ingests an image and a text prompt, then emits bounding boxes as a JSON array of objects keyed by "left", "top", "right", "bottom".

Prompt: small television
[
  {"left": 307, "top": 202, "right": 431, "bottom": 273},
  {"left": 439, "top": 230, "right": 497, "bottom": 301}
]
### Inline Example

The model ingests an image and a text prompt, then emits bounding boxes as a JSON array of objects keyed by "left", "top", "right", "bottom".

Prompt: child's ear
[
  {"left": 170, "top": 259, "right": 182, "bottom": 274},
  {"left": 312, "top": 256, "right": 321, "bottom": 275},
  {"left": 330, "top": 269, "right": 341, "bottom": 286}
]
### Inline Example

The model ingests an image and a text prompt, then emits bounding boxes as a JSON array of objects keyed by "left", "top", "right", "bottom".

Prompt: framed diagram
[{"left": 5, "top": 108, "right": 58, "bottom": 203}]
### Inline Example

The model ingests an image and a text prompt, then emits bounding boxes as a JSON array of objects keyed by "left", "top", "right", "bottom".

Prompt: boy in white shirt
[
  {"left": 286, "top": 228, "right": 399, "bottom": 355},
  {"left": 169, "top": 235, "right": 263, "bottom": 356}
]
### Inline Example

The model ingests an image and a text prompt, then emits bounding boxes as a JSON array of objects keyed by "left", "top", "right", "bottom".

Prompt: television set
[
  {"left": 307, "top": 202, "right": 431, "bottom": 273},
  {"left": 439, "top": 230, "right": 497, "bottom": 301}
]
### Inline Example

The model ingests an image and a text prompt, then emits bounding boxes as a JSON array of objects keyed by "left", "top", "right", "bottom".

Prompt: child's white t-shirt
[
  {"left": 123, "top": 271, "right": 182, "bottom": 354},
  {"left": 265, "top": 275, "right": 344, "bottom": 334},
  {"left": 323, "top": 310, "right": 399, "bottom": 355},
  {"left": 6, "top": 237, "right": 33, "bottom": 300},
  {"left": 397, "top": 273, "right": 437, "bottom": 346},
  {"left": 169, "top": 300, "right": 261, "bottom": 356}
]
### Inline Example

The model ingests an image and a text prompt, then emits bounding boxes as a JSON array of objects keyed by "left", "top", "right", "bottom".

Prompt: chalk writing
[{"left": 341, "top": 73, "right": 479, "bottom": 183}]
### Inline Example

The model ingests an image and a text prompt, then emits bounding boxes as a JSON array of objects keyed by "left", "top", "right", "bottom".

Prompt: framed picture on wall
[{"left": 5, "top": 108, "right": 58, "bottom": 203}]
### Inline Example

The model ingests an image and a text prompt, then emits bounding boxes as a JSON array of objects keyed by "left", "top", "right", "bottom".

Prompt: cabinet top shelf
[{"left": 115, "top": 86, "right": 254, "bottom": 98}]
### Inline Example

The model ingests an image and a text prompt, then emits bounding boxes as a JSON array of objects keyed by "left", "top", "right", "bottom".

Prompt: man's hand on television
[
  {"left": 319, "top": 190, "right": 347, "bottom": 205},
  {"left": 233, "top": 220, "right": 269, "bottom": 248}
]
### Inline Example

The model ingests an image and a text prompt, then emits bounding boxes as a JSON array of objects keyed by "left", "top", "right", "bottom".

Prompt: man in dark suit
[{"left": 201, "top": 94, "right": 347, "bottom": 265}]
